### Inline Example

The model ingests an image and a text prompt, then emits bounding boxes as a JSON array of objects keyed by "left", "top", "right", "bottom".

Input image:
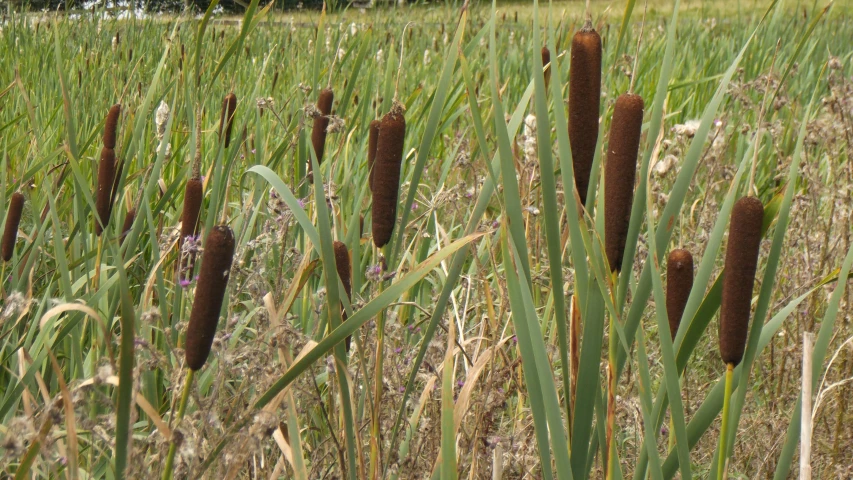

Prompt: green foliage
[{"left": 0, "top": 0, "right": 851, "bottom": 478}]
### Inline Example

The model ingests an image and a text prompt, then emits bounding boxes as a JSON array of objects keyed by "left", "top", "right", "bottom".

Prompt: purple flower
[
  {"left": 394, "top": 347, "right": 402, "bottom": 354},
  {"left": 179, "top": 278, "right": 192, "bottom": 288}
]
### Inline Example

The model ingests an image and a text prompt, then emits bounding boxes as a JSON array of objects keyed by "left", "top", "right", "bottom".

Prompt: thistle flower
[
  {"left": 666, "top": 249, "right": 694, "bottom": 340},
  {"left": 219, "top": 93, "right": 237, "bottom": 149},
  {"left": 2, "top": 192, "right": 25, "bottom": 262},
  {"left": 371, "top": 102, "right": 406, "bottom": 248},
  {"left": 568, "top": 22, "right": 602, "bottom": 206},
  {"left": 185, "top": 226, "right": 236, "bottom": 371},
  {"left": 604, "top": 93, "right": 644, "bottom": 272},
  {"left": 719, "top": 196, "right": 764, "bottom": 366}
]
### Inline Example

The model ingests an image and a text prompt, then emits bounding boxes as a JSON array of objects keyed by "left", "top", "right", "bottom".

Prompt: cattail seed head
[
  {"left": 103, "top": 104, "right": 121, "bottom": 150},
  {"left": 541, "top": 46, "right": 551, "bottom": 90},
  {"left": 185, "top": 225, "right": 236, "bottom": 371},
  {"left": 180, "top": 178, "right": 204, "bottom": 280},
  {"left": 2, "top": 193, "right": 25, "bottom": 262},
  {"left": 181, "top": 179, "right": 204, "bottom": 242},
  {"left": 367, "top": 119, "right": 381, "bottom": 192},
  {"left": 219, "top": 93, "right": 237, "bottom": 149},
  {"left": 311, "top": 89, "right": 335, "bottom": 166},
  {"left": 719, "top": 196, "right": 764, "bottom": 366},
  {"left": 333, "top": 241, "right": 352, "bottom": 301},
  {"left": 335, "top": 242, "right": 353, "bottom": 352},
  {"left": 604, "top": 93, "right": 644, "bottom": 272},
  {"left": 568, "top": 27, "right": 602, "bottom": 206},
  {"left": 371, "top": 103, "right": 406, "bottom": 248},
  {"left": 96, "top": 147, "right": 117, "bottom": 236},
  {"left": 666, "top": 249, "right": 694, "bottom": 340},
  {"left": 120, "top": 208, "right": 135, "bottom": 245}
]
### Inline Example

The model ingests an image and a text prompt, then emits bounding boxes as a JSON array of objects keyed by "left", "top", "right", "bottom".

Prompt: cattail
[
  {"left": 180, "top": 178, "right": 204, "bottom": 279},
  {"left": 2, "top": 193, "right": 25, "bottom": 262},
  {"left": 541, "top": 46, "right": 551, "bottom": 90},
  {"left": 666, "top": 249, "right": 694, "bottom": 341},
  {"left": 103, "top": 104, "right": 121, "bottom": 150},
  {"left": 568, "top": 23, "right": 602, "bottom": 206},
  {"left": 185, "top": 225, "right": 236, "bottom": 371},
  {"left": 219, "top": 93, "right": 237, "bottom": 149},
  {"left": 719, "top": 196, "right": 764, "bottom": 366},
  {"left": 333, "top": 240, "right": 352, "bottom": 300},
  {"left": 120, "top": 208, "right": 135, "bottom": 245},
  {"left": 311, "top": 88, "right": 335, "bottom": 165},
  {"left": 182, "top": 179, "right": 204, "bottom": 241},
  {"left": 367, "top": 119, "right": 380, "bottom": 191},
  {"left": 604, "top": 93, "right": 644, "bottom": 272},
  {"left": 371, "top": 103, "right": 406, "bottom": 248},
  {"left": 96, "top": 147, "right": 117, "bottom": 236}
]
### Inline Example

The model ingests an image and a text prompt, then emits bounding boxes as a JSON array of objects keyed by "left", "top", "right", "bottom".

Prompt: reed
[
  {"left": 367, "top": 119, "right": 380, "bottom": 191},
  {"left": 371, "top": 103, "right": 406, "bottom": 248},
  {"left": 604, "top": 93, "right": 644, "bottom": 272},
  {"left": 103, "top": 104, "right": 121, "bottom": 150},
  {"left": 666, "top": 249, "right": 694, "bottom": 340},
  {"left": 185, "top": 225, "right": 236, "bottom": 371},
  {"left": 219, "top": 93, "right": 237, "bottom": 149},
  {"left": 119, "top": 208, "right": 135, "bottom": 245},
  {"left": 541, "top": 45, "right": 551, "bottom": 90},
  {"left": 1, "top": 192, "right": 25, "bottom": 262},
  {"left": 96, "top": 147, "right": 117, "bottom": 236},
  {"left": 719, "top": 196, "right": 764, "bottom": 367},
  {"left": 568, "top": 21, "right": 602, "bottom": 206},
  {"left": 334, "top": 240, "right": 353, "bottom": 350},
  {"left": 311, "top": 88, "right": 335, "bottom": 165}
]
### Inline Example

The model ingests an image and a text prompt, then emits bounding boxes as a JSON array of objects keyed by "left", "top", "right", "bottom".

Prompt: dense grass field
[{"left": 1, "top": 0, "right": 852, "bottom": 478}]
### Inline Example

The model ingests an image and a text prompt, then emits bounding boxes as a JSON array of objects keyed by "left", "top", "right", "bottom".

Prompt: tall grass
[{"left": 1, "top": 0, "right": 851, "bottom": 478}]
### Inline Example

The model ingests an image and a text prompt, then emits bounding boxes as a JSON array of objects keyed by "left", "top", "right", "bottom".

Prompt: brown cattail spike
[
  {"left": 367, "top": 119, "right": 381, "bottom": 192},
  {"left": 334, "top": 240, "right": 353, "bottom": 351},
  {"left": 120, "top": 208, "right": 136, "bottom": 245},
  {"left": 719, "top": 196, "right": 764, "bottom": 366},
  {"left": 541, "top": 46, "right": 551, "bottom": 90},
  {"left": 371, "top": 103, "right": 406, "bottom": 248},
  {"left": 604, "top": 93, "right": 644, "bottom": 272},
  {"left": 568, "top": 25, "right": 602, "bottom": 206},
  {"left": 219, "top": 93, "right": 237, "bottom": 149},
  {"left": 96, "top": 147, "right": 117, "bottom": 236},
  {"left": 311, "top": 89, "right": 335, "bottom": 166},
  {"left": 180, "top": 178, "right": 204, "bottom": 279},
  {"left": 666, "top": 249, "right": 694, "bottom": 341},
  {"left": 103, "top": 104, "right": 121, "bottom": 150},
  {"left": 2, "top": 193, "right": 25, "bottom": 262},
  {"left": 185, "top": 225, "right": 236, "bottom": 371}
]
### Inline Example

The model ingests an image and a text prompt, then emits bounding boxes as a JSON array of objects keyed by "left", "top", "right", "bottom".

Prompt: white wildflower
[
  {"left": 423, "top": 49, "right": 431, "bottom": 66},
  {"left": 326, "top": 116, "right": 346, "bottom": 133},
  {"left": 376, "top": 48, "right": 383, "bottom": 63},
  {"left": 155, "top": 101, "right": 170, "bottom": 140},
  {"left": 673, "top": 119, "right": 700, "bottom": 138},
  {"left": 350, "top": 22, "right": 358, "bottom": 36},
  {"left": 654, "top": 154, "right": 678, "bottom": 176},
  {"left": 1, "top": 292, "right": 26, "bottom": 321}
]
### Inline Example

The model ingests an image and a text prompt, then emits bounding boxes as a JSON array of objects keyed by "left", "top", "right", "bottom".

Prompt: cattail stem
[
  {"left": 606, "top": 275, "right": 618, "bottom": 480},
  {"left": 717, "top": 364, "right": 735, "bottom": 480},
  {"left": 162, "top": 369, "right": 195, "bottom": 480}
]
